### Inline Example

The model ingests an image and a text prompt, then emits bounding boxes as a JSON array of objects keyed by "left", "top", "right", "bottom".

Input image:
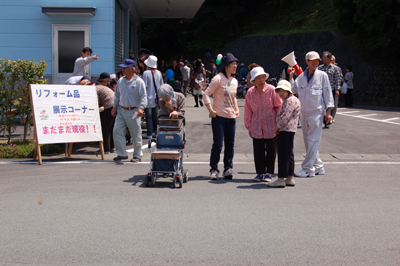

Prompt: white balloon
[{"left": 217, "top": 54, "right": 223, "bottom": 59}]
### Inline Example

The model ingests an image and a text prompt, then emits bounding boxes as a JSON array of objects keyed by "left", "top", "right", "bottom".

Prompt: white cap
[
  {"left": 305, "top": 51, "right": 321, "bottom": 61},
  {"left": 144, "top": 55, "right": 158, "bottom": 69},
  {"left": 275, "top": 80, "right": 292, "bottom": 93},
  {"left": 250, "top": 66, "right": 269, "bottom": 82}
]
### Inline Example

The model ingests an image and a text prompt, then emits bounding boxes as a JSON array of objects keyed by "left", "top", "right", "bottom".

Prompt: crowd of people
[{"left": 64, "top": 47, "right": 354, "bottom": 187}]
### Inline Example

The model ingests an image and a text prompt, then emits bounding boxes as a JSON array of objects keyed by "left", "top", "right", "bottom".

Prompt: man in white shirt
[
  {"left": 72, "top": 47, "right": 98, "bottom": 76},
  {"left": 180, "top": 60, "right": 191, "bottom": 97},
  {"left": 289, "top": 51, "right": 334, "bottom": 177}
]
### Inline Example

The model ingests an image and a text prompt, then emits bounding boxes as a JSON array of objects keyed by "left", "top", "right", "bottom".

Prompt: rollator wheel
[
  {"left": 150, "top": 174, "right": 156, "bottom": 187},
  {"left": 177, "top": 175, "right": 183, "bottom": 189},
  {"left": 144, "top": 174, "right": 151, "bottom": 187},
  {"left": 183, "top": 170, "right": 189, "bottom": 183}
]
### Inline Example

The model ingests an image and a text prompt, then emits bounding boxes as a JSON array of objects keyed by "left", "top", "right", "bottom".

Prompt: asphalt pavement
[{"left": 1, "top": 96, "right": 400, "bottom": 265}]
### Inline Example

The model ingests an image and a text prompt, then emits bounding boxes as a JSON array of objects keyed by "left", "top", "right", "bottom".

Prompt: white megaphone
[{"left": 281, "top": 51, "right": 303, "bottom": 76}]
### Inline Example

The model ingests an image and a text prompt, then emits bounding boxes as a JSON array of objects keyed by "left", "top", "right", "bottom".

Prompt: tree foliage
[
  {"left": 0, "top": 59, "right": 47, "bottom": 144},
  {"left": 333, "top": 0, "right": 400, "bottom": 64}
]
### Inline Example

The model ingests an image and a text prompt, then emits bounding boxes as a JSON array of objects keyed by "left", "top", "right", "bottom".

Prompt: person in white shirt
[
  {"left": 142, "top": 55, "right": 164, "bottom": 139},
  {"left": 180, "top": 60, "right": 191, "bottom": 97},
  {"left": 72, "top": 47, "right": 98, "bottom": 76},
  {"left": 289, "top": 51, "right": 334, "bottom": 177}
]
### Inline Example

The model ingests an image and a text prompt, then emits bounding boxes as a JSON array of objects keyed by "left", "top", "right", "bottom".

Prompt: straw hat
[
  {"left": 248, "top": 63, "right": 259, "bottom": 70},
  {"left": 275, "top": 80, "right": 292, "bottom": 93}
]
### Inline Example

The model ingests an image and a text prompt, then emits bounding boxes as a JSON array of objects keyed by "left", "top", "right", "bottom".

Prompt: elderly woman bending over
[{"left": 158, "top": 84, "right": 185, "bottom": 119}]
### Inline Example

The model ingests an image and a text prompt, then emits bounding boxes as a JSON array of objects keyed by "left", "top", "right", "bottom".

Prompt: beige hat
[
  {"left": 275, "top": 80, "right": 292, "bottom": 93},
  {"left": 144, "top": 55, "right": 158, "bottom": 69},
  {"left": 250, "top": 66, "right": 269, "bottom": 82},
  {"left": 305, "top": 51, "right": 321, "bottom": 61}
]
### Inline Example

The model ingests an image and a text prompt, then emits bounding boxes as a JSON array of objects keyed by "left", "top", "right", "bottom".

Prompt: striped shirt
[{"left": 244, "top": 83, "right": 282, "bottom": 139}]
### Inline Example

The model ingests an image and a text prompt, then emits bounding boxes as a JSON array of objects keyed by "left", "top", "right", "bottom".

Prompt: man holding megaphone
[{"left": 288, "top": 51, "right": 334, "bottom": 178}]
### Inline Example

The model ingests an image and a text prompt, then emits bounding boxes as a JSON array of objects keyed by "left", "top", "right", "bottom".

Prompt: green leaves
[{"left": 0, "top": 59, "right": 47, "bottom": 144}]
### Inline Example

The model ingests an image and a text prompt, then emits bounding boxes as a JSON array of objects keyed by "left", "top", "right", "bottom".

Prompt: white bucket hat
[
  {"left": 275, "top": 80, "right": 292, "bottom": 93},
  {"left": 144, "top": 55, "right": 158, "bottom": 69},
  {"left": 250, "top": 66, "right": 269, "bottom": 82}
]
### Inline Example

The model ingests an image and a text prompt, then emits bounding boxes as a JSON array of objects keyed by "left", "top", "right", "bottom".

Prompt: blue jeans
[
  {"left": 145, "top": 106, "right": 159, "bottom": 135},
  {"left": 210, "top": 115, "right": 236, "bottom": 172}
]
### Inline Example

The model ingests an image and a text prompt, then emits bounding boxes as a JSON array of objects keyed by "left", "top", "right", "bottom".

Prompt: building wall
[{"left": 0, "top": 0, "right": 116, "bottom": 78}]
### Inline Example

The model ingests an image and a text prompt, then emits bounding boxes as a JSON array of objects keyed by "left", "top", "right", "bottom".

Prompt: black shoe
[
  {"left": 110, "top": 148, "right": 116, "bottom": 153},
  {"left": 199, "top": 101, "right": 203, "bottom": 107},
  {"left": 324, "top": 124, "right": 330, "bottom": 129},
  {"left": 143, "top": 135, "right": 152, "bottom": 139},
  {"left": 126, "top": 141, "right": 132, "bottom": 145},
  {"left": 130, "top": 157, "right": 141, "bottom": 163},
  {"left": 113, "top": 155, "right": 128, "bottom": 161}
]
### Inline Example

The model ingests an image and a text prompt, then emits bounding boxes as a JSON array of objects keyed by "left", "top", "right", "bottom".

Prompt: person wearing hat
[
  {"left": 288, "top": 51, "right": 334, "bottom": 177},
  {"left": 94, "top": 72, "right": 115, "bottom": 155},
  {"left": 239, "top": 63, "right": 247, "bottom": 79},
  {"left": 142, "top": 55, "right": 164, "bottom": 139},
  {"left": 112, "top": 59, "right": 147, "bottom": 162},
  {"left": 180, "top": 60, "right": 191, "bottom": 97},
  {"left": 244, "top": 66, "right": 282, "bottom": 182},
  {"left": 267, "top": 80, "right": 301, "bottom": 188},
  {"left": 203, "top": 53, "right": 240, "bottom": 180},
  {"left": 246, "top": 63, "right": 259, "bottom": 88}
]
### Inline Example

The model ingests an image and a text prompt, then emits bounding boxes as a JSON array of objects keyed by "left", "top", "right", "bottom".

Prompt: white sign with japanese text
[{"left": 30, "top": 84, "right": 103, "bottom": 144}]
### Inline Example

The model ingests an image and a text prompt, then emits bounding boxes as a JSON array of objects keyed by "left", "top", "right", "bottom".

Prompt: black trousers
[
  {"left": 345, "top": 89, "right": 353, "bottom": 107},
  {"left": 100, "top": 107, "right": 115, "bottom": 152},
  {"left": 278, "top": 131, "right": 295, "bottom": 178},
  {"left": 252, "top": 137, "right": 277, "bottom": 175}
]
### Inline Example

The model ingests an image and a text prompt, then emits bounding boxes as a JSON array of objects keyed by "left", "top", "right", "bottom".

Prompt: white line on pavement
[
  {"left": 354, "top": 114, "right": 377, "bottom": 117},
  {"left": 337, "top": 113, "right": 400, "bottom": 125},
  {"left": 126, "top": 141, "right": 155, "bottom": 153},
  {"left": 1, "top": 161, "right": 399, "bottom": 165},
  {"left": 382, "top": 117, "right": 400, "bottom": 122},
  {"left": 336, "top": 111, "right": 360, "bottom": 114}
]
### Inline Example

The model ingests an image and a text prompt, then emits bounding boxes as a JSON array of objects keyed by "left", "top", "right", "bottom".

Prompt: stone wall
[{"left": 203, "top": 31, "right": 375, "bottom": 104}]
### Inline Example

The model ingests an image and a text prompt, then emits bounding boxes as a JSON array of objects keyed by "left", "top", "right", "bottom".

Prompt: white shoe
[
  {"left": 315, "top": 168, "right": 325, "bottom": 175},
  {"left": 294, "top": 170, "right": 315, "bottom": 177}
]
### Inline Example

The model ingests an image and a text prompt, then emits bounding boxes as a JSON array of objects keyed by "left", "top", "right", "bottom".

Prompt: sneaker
[
  {"left": 263, "top": 173, "right": 272, "bottom": 182},
  {"left": 94, "top": 150, "right": 110, "bottom": 155},
  {"left": 267, "top": 180, "right": 286, "bottom": 188},
  {"left": 151, "top": 133, "right": 157, "bottom": 139},
  {"left": 315, "top": 168, "right": 325, "bottom": 175},
  {"left": 222, "top": 168, "right": 233, "bottom": 180},
  {"left": 143, "top": 135, "right": 152, "bottom": 139},
  {"left": 210, "top": 170, "right": 219, "bottom": 180},
  {"left": 130, "top": 157, "right": 141, "bottom": 163},
  {"left": 113, "top": 155, "right": 128, "bottom": 161},
  {"left": 294, "top": 170, "right": 315, "bottom": 177},
  {"left": 253, "top": 174, "right": 264, "bottom": 182},
  {"left": 110, "top": 148, "right": 116, "bottom": 153},
  {"left": 285, "top": 179, "right": 295, "bottom": 186}
]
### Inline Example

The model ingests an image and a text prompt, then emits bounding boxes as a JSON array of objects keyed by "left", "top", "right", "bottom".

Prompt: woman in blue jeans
[{"left": 203, "top": 53, "right": 240, "bottom": 180}]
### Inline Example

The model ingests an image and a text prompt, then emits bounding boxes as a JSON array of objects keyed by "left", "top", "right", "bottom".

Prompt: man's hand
[
  {"left": 111, "top": 107, "right": 117, "bottom": 117},
  {"left": 93, "top": 55, "right": 99, "bottom": 60},
  {"left": 336, "top": 90, "right": 340, "bottom": 97},
  {"left": 137, "top": 108, "right": 144, "bottom": 117},
  {"left": 169, "top": 111, "right": 178, "bottom": 119},
  {"left": 273, "top": 126, "right": 279, "bottom": 135},
  {"left": 325, "top": 110, "right": 332, "bottom": 124}
]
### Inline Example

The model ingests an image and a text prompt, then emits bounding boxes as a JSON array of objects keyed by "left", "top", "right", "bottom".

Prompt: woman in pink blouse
[
  {"left": 268, "top": 80, "right": 301, "bottom": 188},
  {"left": 244, "top": 66, "right": 282, "bottom": 182},
  {"left": 203, "top": 53, "right": 240, "bottom": 181}
]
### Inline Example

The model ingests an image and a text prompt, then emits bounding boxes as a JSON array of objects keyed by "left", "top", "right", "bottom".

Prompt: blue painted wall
[{"left": 0, "top": 0, "right": 116, "bottom": 76}]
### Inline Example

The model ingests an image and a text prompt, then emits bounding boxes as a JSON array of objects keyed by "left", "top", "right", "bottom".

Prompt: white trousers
[
  {"left": 113, "top": 106, "right": 143, "bottom": 159},
  {"left": 300, "top": 112, "right": 324, "bottom": 173}
]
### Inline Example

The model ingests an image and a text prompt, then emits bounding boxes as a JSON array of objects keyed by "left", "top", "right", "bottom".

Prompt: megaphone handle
[{"left": 294, "top": 64, "right": 303, "bottom": 75}]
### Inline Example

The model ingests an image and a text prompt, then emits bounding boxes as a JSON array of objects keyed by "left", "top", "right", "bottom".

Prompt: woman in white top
[
  {"left": 344, "top": 65, "right": 354, "bottom": 107},
  {"left": 142, "top": 55, "right": 164, "bottom": 138}
]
